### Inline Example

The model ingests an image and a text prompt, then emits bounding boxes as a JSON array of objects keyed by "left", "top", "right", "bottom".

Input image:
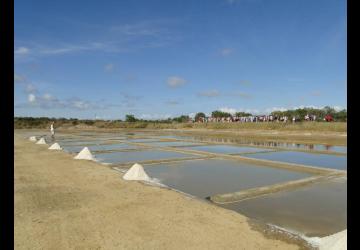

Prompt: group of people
[
  {"left": 196, "top": 114, "right": 320, "bottom": 123},
  {"left": 304, "top": 114, "right": 317, "bottom": 121}
]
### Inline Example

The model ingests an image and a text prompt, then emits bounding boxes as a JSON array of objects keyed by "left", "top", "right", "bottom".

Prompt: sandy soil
[{"left": 14, "top": 134, "right": 301, "bottom": 250}]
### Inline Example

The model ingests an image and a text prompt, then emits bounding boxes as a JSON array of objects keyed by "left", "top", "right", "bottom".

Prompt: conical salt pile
[
  {"left": 318, "top": 230, "right": 347, "bottom": 250},
  {"left": 74, "top": 147, "right": 95, "bottom": 160},
  {"left": 36, "top": 138, "right": 47, "bottom": 144},
  {"left": 123, "top": 163, "right": 151, "bottom": 181},
  {"left": 48, "top": 143, "right": 62, "bottom": 150},
  {"left": 29, "top": 136, "right": 37, "bottom": 142}
]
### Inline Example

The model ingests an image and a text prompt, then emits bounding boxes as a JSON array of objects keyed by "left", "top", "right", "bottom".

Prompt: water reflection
[{"left": 187, "top": 136, "right": 346, "bottom": 153}]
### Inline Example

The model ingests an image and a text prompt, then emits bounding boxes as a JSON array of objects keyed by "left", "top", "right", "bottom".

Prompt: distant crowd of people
[{"left": 195, "top": 114, "right": 332, "bottom": 123}]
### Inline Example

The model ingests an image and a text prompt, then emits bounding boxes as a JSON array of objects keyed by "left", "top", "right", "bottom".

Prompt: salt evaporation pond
[
  {"left": 256, "top": 142, "right": 347, "bottom": 154},
  {"left": 220, "top": 178, "right": 347, "bottom": 237},
  {"left": 144, "top": 159, "right": 311, "bottom": 199},
  {"left": 142, "top": 141, "right": 205, "bottom": 147},
  {"left": 313, "top": 145, "right": 347, "bottom": 153},
  {"left": 183, "top": 145, "right": 275, "bottom": 154},
  {"left": 95, "top": 150, "right": 197, "bottom": 164},
  {"left": 128, "top": 138, "right": 165, "bottom": 143},
  {"left": 154, "top": 135, "right": 195, "bottom": 140},
  {"left": 62, "top": 143, "right": 140, "bottom": 153},
  {"left": 244, "top": 151, "right": 347, "bottom": 170},
  {"left": 187, "top": 136, "right": 347, "bottom": 153}
]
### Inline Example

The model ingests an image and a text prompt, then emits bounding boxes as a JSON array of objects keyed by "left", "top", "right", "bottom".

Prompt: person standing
[{"left": 50, "top": 121, "right": 55, "bottom": 140}]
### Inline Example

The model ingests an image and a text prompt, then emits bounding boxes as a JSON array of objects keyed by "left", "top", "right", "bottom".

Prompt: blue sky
[{"left": 14, "top": 0, "right": 347, "bottom": 119}]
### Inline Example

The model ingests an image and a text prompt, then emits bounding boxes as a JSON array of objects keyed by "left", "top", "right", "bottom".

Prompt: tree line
[
  {"left": 192, "top": 106, "right": 346, "bottom": 122},
  {"left": 14, "top": 106, "right": 347, "bottom": 128}
]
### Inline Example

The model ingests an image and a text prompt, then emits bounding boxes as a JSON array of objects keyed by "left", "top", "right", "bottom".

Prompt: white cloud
[
  {"left": 28, "top": 94, "right": 36, "bottom": 103},
  {"left": 110, "top": 22, "right": 162, "bottom": 36},
  {"left": 292, "top": 105, "right": 324, "bottom": 110},
  {"left": 14, "top": 42, "right": 127, "bottom": 60},
  {"left": 219, "top": 107, "right": 237, "bottom": 114},
  {"left": 167, "top": 76, "right": 187, "bottom": 88},
  {"left": 334, "top": 106, "right": 345, "bottom": 111},
  {"left": 217, "top": 107, "right": 260, "bottom": 115},
  {"left": 39, "top": 42, "right": 111, "bottom": 55},
  {"left": 104, "top": 63, "right": 114, "bottom": 72},
  {"left": 15, "top": 47, "right": 29, "bottom": 55},
  {"left": 19, "top": 91, "right": 107, "bottom": 110},
  {"left": 25, "top": 84, "right": 37, "bottom": 94},
  {"left": 15, "top": 20, "right": 178, "bottom": 60},
  {"left": 246, "top": 109, "right": 260, "bottom": 114},
  {"left": 265, "top": 107, "right": 287, "bottom": 113},
  {"left": 43, "top": 93, "right": 54, "bottom": 101},
  {"left": 197, "top": 89, "right": 220, "bottom": 97},
  {"left": 72, "top": 100, "right": 91, "bottom": 109},
  {"left": 16, "top": 75, "right": 117, "bottom": 110},
  {"left": 220, "top": 48, "right": 234, "bottom": 56}
]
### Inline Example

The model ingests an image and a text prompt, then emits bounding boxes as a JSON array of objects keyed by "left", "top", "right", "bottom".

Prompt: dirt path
[{"left": 14, "top": 134, "right": 300, "bottom": 250}]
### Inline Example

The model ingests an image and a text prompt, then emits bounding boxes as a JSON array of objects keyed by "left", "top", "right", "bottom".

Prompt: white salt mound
[
  {"left": 48, "top": 143, "right": 62, "bottom": 150},
  {"left": 29, "top": 136, "right": 37, "bottom": 142},
  {"left": 318, "top": 230, "right": 347, "bottom": 250},
  {"left": 36, "top": 138, "right": 47, "bottom": 145},
  {"left": 74, "top": 147, "right": 95, "bottom": 161},
  {"left": 123, "top": 163, "right": 151, "bottom": 181}
]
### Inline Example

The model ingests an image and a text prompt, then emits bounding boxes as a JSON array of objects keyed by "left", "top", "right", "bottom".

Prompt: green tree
[
  {"left": 234, "top": 112, "right": 252, "bottom": 117},
  {"left": 323, "top": 106, "right": 336, "bottom": 116},
  {"left": 125, "top": 114, "right": 137, "bottom": 122},
  {"left": 173, "top": 115, "right": 190, "bottom": 123},
  {"left": 333, "top": 109, "right": 347, "bottom": 121},
  {"left": 211, "top": 110, "right": 231, "bottom": 118},
  {"left": 195, "top": 112, "right": 206, "bottom": 122}
]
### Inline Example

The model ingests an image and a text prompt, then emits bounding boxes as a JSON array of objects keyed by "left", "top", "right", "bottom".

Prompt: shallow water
[
  {"left": 188, "top": 136, "right": 347, "bottom": 153},
  {"left": 95, "top": 150, "right": 197, "bottom": 164},
  {"left": 58, "top": 140, "right": 108, "bottom": 146},
  {"left": 141, "top": 141, "right": 205, "bottom": 147},
  {"left": 221, "top": 178, "right": 347, "bottom": 237},
  {"left": 183, "top": 145, "right": 275, "bottom": 154},
  {"left": 145, "top": 159, "right": 311, "bottom": 199},
  {"left": 244, "top": 151, "right": 347, "bottom": 170},
  {"left": 127, "top": 138, "right": 164, "bottom": 143},
  {"left": 154, "top": 135, "right": 195, "bottom": 140},
  {"left": 62, "top": 143, "right": 140, "bottom": 153},
  {"left": 313, "top": 145, "right": 347, "bottom": 153}
]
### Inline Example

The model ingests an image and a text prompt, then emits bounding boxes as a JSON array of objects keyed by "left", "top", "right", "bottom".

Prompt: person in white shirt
[{"left": 50, "top": 122, "right": 55, "bottom": 139}]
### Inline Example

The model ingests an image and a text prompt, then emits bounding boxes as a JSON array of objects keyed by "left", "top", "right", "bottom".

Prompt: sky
[{"left": 14, "top": 0, "right": 347, "bottom": 120}]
